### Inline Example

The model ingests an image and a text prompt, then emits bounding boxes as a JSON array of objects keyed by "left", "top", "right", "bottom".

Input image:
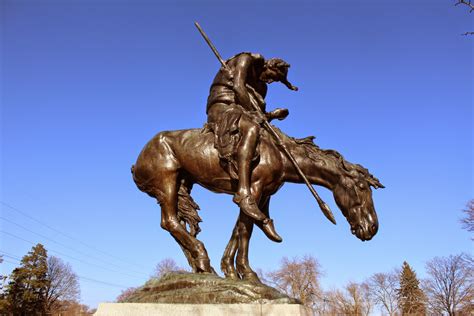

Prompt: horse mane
[
  {"left": 278, "top": 129, "right": 382, "bottom": 187},
  {"left": 202, "top": 124, "right": 383, "bottom": 188}
]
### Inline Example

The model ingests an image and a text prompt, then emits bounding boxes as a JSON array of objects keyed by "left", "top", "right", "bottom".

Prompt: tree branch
[{"left": 455, "top": 0, "right": 474, "bottom": 12}]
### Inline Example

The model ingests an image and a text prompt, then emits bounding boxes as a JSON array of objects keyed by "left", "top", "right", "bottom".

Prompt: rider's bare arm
[{"left": 232, "top": 55, "right": 253, "bottom": 110}]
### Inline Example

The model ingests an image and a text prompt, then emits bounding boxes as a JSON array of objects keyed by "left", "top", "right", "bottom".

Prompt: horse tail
[{"left": 177, "top": 181, "right": 202, "bottom": 237}]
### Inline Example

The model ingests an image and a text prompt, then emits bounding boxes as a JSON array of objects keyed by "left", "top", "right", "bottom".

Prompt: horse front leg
[
  {"left": 235, "top": 194, "right": 271, "bottom": 283},
  {"left": 220, "top": 217, "right": 240, "bottom": 280},
  {"left": 235, "top": 212, "right": 259, "bottom": 282},
  {"left": 222, "top": 195, "right": 271, "bottom": 282}
]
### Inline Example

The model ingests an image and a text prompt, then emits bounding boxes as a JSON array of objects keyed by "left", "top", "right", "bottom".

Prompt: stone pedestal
[
  {"left": 96, "top": 273, "right": 311, "bottom": 315},
  {"left": 94, "top": 303, "right": 313, "bottom": 316}
]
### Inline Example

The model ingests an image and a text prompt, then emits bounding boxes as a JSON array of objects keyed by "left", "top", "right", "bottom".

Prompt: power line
[
  {"left": 0, "top": 216, "right": 148, "bottom": 277},
  {"left": 0, "top": 255, "right": 130, "bottom": 289},
  {"left": 0, "top": 252, "right": 21, "bottom": 261},
  {"left": 0, "top": 201, "right": 149, "bottom": 270},
  {"left": 2, "top": 259, "right": 20, "bottom": 266},
  {"left": 77, "top": 275, "right": 130, "bottom": 289},
  {"left": 1, "top": 230, "right": 145, "bottom": 280}
]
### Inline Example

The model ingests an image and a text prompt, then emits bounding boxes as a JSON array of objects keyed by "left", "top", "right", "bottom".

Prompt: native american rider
[{"left": 206, "top": 52, "right": 298, "bottom": 243}]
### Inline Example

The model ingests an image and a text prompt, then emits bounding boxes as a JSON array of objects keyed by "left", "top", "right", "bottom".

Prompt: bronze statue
[
  {"left": 206, "top": 52, "right": 295, "bottom": 243},
  {"left": 131, "top": 23, "right": 384, "bottom": 282}
]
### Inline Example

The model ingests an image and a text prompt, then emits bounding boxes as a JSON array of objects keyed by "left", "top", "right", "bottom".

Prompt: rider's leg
[
  {"left": 207, "top": 103, "right": 265, "bottom": 221},
  {"left": 233, "top": 117, "right": 282, "bottom": 242},
  {"left": 233, "top": 117, "right": 265, "bottom": 220},
  {"left": 207, "top": 104, "right": 280, "bottom": 242}
]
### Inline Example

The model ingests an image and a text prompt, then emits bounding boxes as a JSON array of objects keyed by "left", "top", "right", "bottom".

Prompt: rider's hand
[
  {"left": 253, "top": 110, "right": 267, "bottom": 123},
  {"left": 270, "top": 108, "right": 289, "bottom": 121}
]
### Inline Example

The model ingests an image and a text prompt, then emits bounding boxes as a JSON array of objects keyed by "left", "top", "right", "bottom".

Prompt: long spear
[{"left": 194, "top": 22, "right": 336, "bottom": 225}]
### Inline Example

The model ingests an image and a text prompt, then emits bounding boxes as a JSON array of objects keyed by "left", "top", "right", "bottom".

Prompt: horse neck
[{"left": 281, "top": 144, "right": 341, "bottom": 191}]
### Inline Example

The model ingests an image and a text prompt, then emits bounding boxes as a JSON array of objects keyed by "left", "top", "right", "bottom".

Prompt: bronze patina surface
[
  {"left": 121, "top": 273, "right": 299, "bottom": 304},
  {"left": 131, "top": 24, "right": 384, "bottom": 284}
]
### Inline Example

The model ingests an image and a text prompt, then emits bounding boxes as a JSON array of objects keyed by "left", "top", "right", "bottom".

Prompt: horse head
[
  {"left": 294, "top": 137, "right": 384, "bottom": 242},
  {"left": 332, "top": 160, "right": 384, "bottom": 241}
]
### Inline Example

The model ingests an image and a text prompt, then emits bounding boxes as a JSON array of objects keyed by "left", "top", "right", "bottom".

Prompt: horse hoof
[
  {"left": 241, "top": 272, "right": 261, "bottom": 283},
  {"left": 209, "top": 266, "right": 218, "bottom": 275},
  {"left": 224, "top": 270, "right": 240, "bottom": 280},
  {"left": 194, "top": 257, "right": 212, "bottom": 273}
]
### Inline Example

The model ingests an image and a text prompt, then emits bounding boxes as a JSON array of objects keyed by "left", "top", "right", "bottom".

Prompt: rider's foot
[
  {"left": 233, "top": 193, "right": 265, "bottom": 221},
  {"left": 262, "top": 218, "right": 283, "bottom": 243},
  {"left": 233, "top": 193, "right": 282, "bottom": 242}
]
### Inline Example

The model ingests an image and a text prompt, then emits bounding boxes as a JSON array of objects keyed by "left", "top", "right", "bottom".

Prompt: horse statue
[{"left": 132, "top": 126, "right": 384, "bottom": 282}]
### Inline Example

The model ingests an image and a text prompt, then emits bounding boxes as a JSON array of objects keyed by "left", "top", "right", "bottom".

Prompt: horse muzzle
[{"left": 350, "top": 213, "right": 378, "bottom": 241}]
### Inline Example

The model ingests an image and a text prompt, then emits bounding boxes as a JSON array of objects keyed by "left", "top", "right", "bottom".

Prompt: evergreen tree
[
  {"left": 0, "top": 256, "right": 9, "bottom": 313},
  {"left": 6, "top": 244, "right": 49, "bottom": 315},
  {"left": 397, "top": 261, "right": 426, "bottom": 315}
]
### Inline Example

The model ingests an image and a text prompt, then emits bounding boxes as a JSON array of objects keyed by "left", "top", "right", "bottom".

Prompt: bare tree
[
  {"left": 423, "top": 253, "right": 473, "bottom": 316},
  {"left": 460, "top": 199, "right": 474, "bottom": 236},
  {"left": 51, "top": 301, "right": 94, "bottom": 315},
  {"left": 347, "top": 282, "right": 374, "bottom": 316},
  {"left": 325, "top": 288, "right": 352, "bottom": 315},
  {"left": 264, "top": 255, "right": 323, "bottom": 311},
  {"left": 325, "top": 282, "right": 374, "bottom": 316},
  {"left": 455, "top": 0, "right": 474, "bottom": 35},
  {"left": 367, "top": 270, "right": 399, "bottom": 316},
  {"left": 456, "top": 0, "right": 474, "bottom": 11},
  {"left": 152, "top": 258, "right": 188, "bottom": 279},
  {"left": 45, "top": 256, "right": 80, "bottom": 313},
  {"left": 116, "top": 287, "right": 138, "bottom": 302}
]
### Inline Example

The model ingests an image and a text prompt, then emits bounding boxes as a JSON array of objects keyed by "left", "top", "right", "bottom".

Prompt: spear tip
[{"left": 322, "top": 202, "right": 337, "bottom": 225}]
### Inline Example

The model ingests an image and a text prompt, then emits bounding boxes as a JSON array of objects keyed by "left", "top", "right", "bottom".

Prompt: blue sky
[{"left": 1, "top": 0, "right": 472, "bottom": 309}]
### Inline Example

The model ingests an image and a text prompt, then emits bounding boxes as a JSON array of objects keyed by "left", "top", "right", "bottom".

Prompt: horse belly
[
  {"left": 185, "top": 163, "right": 235, "bottom": 194},
  {"left": 172, "top": 131, "right": 235, "bottom": 193}
]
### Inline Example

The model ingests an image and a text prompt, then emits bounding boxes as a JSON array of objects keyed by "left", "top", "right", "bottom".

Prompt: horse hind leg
[
  {"left": 177, "top": 180, "right": 217, "bottom": 274},
  {"left": 154, "top": 171, "right": 212, "bottom": 273}
]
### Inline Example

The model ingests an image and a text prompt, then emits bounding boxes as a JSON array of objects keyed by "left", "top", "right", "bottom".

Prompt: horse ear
[
  {"left": 368, "top": 177, "right": 385, "bottom": 189},
  {"left": 374, "top": 183, "right": 385, "bottom": 189}
]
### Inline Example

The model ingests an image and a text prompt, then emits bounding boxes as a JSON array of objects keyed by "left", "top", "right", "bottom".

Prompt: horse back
[{"left": 133, "top": 127, "right": 284, "bottom": 195}]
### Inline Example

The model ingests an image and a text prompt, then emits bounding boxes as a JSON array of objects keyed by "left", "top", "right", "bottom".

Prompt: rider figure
[{"left": 206, "top": 52, "right": 298, "bottom": 242}]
